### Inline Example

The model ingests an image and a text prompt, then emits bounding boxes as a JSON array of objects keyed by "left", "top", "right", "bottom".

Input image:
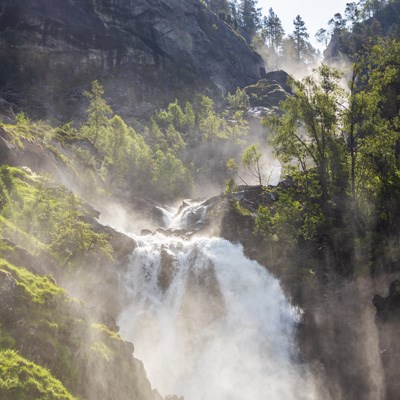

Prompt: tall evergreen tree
[
  {"left": 238, "top": 0, "right": 262, "bottom": 40},
  {"left": 290, "top": 15, "right": 315, "bottom": 62},
  {"left": 228, "top": 0, "right": 239, "bottom": 28},
  {"left": 263, "top": 8, "right": 285, "bottom": 50},
  {"left": 82, "top": 81, "right": 112, "bottom": 148}
]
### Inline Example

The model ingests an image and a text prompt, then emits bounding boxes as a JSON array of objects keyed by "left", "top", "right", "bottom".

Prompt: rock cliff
[{"left": 0, "top": 0, "right": 262, "bottom": 120}]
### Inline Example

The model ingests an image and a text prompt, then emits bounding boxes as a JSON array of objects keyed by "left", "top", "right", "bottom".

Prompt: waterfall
[{"left": 117, "top": 201, "right": 318, "bottom": 400}]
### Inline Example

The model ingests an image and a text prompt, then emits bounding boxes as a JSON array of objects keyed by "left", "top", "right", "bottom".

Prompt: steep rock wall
[{"left": 0, "top": 0, "right": 262, "bottom": 120}]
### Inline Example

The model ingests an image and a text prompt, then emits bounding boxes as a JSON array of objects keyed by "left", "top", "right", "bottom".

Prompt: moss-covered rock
[
  {"left": 0, "top": 349, "right": 76, "bottom": 400},
  {"left": 0, "top": 257, "right": 161, "bottom": 400}
]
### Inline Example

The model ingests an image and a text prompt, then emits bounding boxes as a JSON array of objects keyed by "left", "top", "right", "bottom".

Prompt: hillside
[
  {"left": 1, "top": 1, "right": 400, "bottom": 400},
  {"left": 325, "top": 0, "right": 400, "bottom": 60},
  {"left": 0, "top": 0, "right": 262, "bottom": 121}
]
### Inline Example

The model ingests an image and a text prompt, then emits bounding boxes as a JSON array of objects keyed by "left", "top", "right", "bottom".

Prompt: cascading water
[{"left": 117, "top": 201, "right": 318, "bottom": 400}]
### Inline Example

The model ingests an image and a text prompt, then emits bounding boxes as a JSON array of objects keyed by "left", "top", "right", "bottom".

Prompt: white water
[
  {"left": 117, "top": 202, "right": 318, "bottom": 400},
  {"left": 156, "top": 199, "right": 209, "bottom": 230}
]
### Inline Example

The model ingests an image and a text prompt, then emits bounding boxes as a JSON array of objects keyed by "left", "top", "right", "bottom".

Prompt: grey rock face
[{"left": 0, "top": 0, "right": 262, "bottom": 120}]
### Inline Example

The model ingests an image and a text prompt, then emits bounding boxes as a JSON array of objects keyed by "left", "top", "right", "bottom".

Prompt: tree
[
  {"left": 82, "top": 81, "right": 112, "bottom": 148},
  {"left": 344, "top": 2, "right": 361, "bottom": 27},
  {"left": 226, "top": 144, "right": 264, "bottom": 186},
  {"left": 359, "top": 0, "right": 389, "bottom": 19},
  {"left": 315, "top": 28, "right": 330, "bottom": 47},
  {"left": 262, "top": 8, "right": 285, "bottom": 50},
  {"left": 266, "top": 65, "right": 347, "bottom": 212},
  {"left": 108, "top": 115, "right": 129, "bottom": 164},
  {"left": 351, "top": 39, "right": 400, "bottom": 231},
  {"left": 50, "top": 194, "right": 112, "bottom": 266},
  {"left": 238, "top": 0, "right": 262, "bottom": 40},
  {"left": 152, "top": 150, "right": 193, "bottom": 200},
  {"left": 290, "top": 15, "right": 315, "bottom": 62},
  {"left": 228, "top": 0, "right": 240, "bottom": 28},
  {"left": 242, "top": 144, "right": 263, "bottom": 185},
  {"left": 328, "top": 13, "right": 347, "bottom": 34},
  {"left": 226, "top": 87, "right": 250, "bottom": 110}
]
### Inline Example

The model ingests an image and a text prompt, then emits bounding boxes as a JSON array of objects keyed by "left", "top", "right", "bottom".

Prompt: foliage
[
  {"left": 0, "top": 259, "right": 64, "bottom": 304},
  {"left": 227, "top": 143, "right": 268, "bottom": 186},
  {"left": 254, "top": 38, "right": 400, "bottom": 275},
  {"left": 226, "top": 87, "right": 250, "bottom": 110},
  {"left": 266, "top": 65, "right": 347, "bottom": 211},
  {"left": 82, "top": 80, "right": 112, "bottom": 148},
  {"left": 351, "top": 38, "right": 400, "bottom": 231},
  {"left": 0, "top": 350, "right": 76, "bottom": 400},
  {"left": 49, "top": 195, "right": 112, "bottom": 266},
  {"left": 91, "top": 324, "right": 123, "bottom": 342},
  {"left": 290, "top": 15, "right": 313, "bottom": 62},
  {"left": 90, "top": 342, "right": 113, "bottom": 362},
  {"left": 152, "top": 150, "right": 193, "bottom": 201},
  {"left": 255, "top": 171, "right": 325, "bottom": 247},
  {"left": 241, "top": 145, "right": 263, "bottom": 185},
  {"left": 0, "top": 166, "right": 112, "bottom": 267}
]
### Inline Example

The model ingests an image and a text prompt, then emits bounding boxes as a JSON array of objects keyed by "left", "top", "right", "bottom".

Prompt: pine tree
[
  {"left": 263, "top": 8, "right": 285, "bottom": 50},
  {"left": 238, "top": 0, "right": 262, "bottom": 41},
  {"left": 83, "top": 81, "right": 112, "bottom": 148},
  {"left": 228, "top": 0, "right": 239, "bottom": 28},
  {"left": 290, "top": 15, "right": 315, "bottom": 62}
]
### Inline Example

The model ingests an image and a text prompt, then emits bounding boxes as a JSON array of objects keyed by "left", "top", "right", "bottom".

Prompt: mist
[{"left": 116, "top": 203, "right": 321, "bottom": 400}]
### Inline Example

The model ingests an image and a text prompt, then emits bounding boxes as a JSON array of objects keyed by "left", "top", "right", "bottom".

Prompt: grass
[
  {"left": 0, "top": 258, "right": 64, "bottom": 304},
  {"left": 91, "top": 323, "right": 123, "bottom": 342},
  {"left": 90, "top": 342, "right": 113, "bottom": 362},
  {"left": 0, "top": 350, "right": 76, "bottom": 400}
]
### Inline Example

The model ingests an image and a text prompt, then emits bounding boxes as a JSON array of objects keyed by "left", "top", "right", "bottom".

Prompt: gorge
[{"left": 1, "top": 0, "right": 400, "bottom": 399}]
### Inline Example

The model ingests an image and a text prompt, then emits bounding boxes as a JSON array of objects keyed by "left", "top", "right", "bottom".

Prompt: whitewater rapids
[{"left": 117, "top": 201, "right": 318, "bottom": 400}]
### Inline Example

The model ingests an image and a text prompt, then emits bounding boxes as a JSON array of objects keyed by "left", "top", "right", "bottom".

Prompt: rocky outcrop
[
  {"left": 324, "top": 1, "right": 400, "bottom": 61},
  {"left": 217, "top": 185, "right": 388, "bottom": 400},
  {"left": 0, "top": 261, "right": 162, "bottom": 400},
  {"left": 0, "top": 0, "right": 262, "bottom": 120},
  {"left": 244, "top": 71, "right": 290, "bottom": 121}
]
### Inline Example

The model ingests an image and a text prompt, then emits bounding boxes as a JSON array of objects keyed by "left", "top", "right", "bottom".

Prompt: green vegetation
[
  {"left": 0, "top": 255, "right": 139, "bottom": 400},
  {"left": 209, "top": 1, "right": 318, "bottom": 67},
  {"left": 249, "top": 37, "right": 400, "bottom": 276},
  {"left": 0, "top": 165, "right": 112, "bottom": 267},
  {"left": 318, "top": 0, "right": 400, "bottom": 60},
  {"left": 227, "top": 144, "right": 264, "bottom": 186},
  {"left": 0, "top": 80, "right": 254, "bottom": 202},
  {"left": 0, "top": 259, "right": 64, "bottom": 304},
  {"left": 0, "top": 350, "right": 76, "bottom": 400}
]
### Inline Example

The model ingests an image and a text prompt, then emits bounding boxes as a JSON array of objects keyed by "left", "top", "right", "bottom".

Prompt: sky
[{"left": 258, "top": 0, "right": 350, "bottom": 48}]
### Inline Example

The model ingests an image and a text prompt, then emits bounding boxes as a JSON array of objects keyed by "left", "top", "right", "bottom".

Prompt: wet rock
[
  {"left": 132, "top": 197, "right": 166, "bottom": 227},
  {"left": 158, "top": 248, "right": 175, "bottom": 292},
  {"left": 245, "top": 72, "right": 290, "bottom": 111},
  {"left": 0, "top": 0, "right": 262, "bottom": 121}
]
